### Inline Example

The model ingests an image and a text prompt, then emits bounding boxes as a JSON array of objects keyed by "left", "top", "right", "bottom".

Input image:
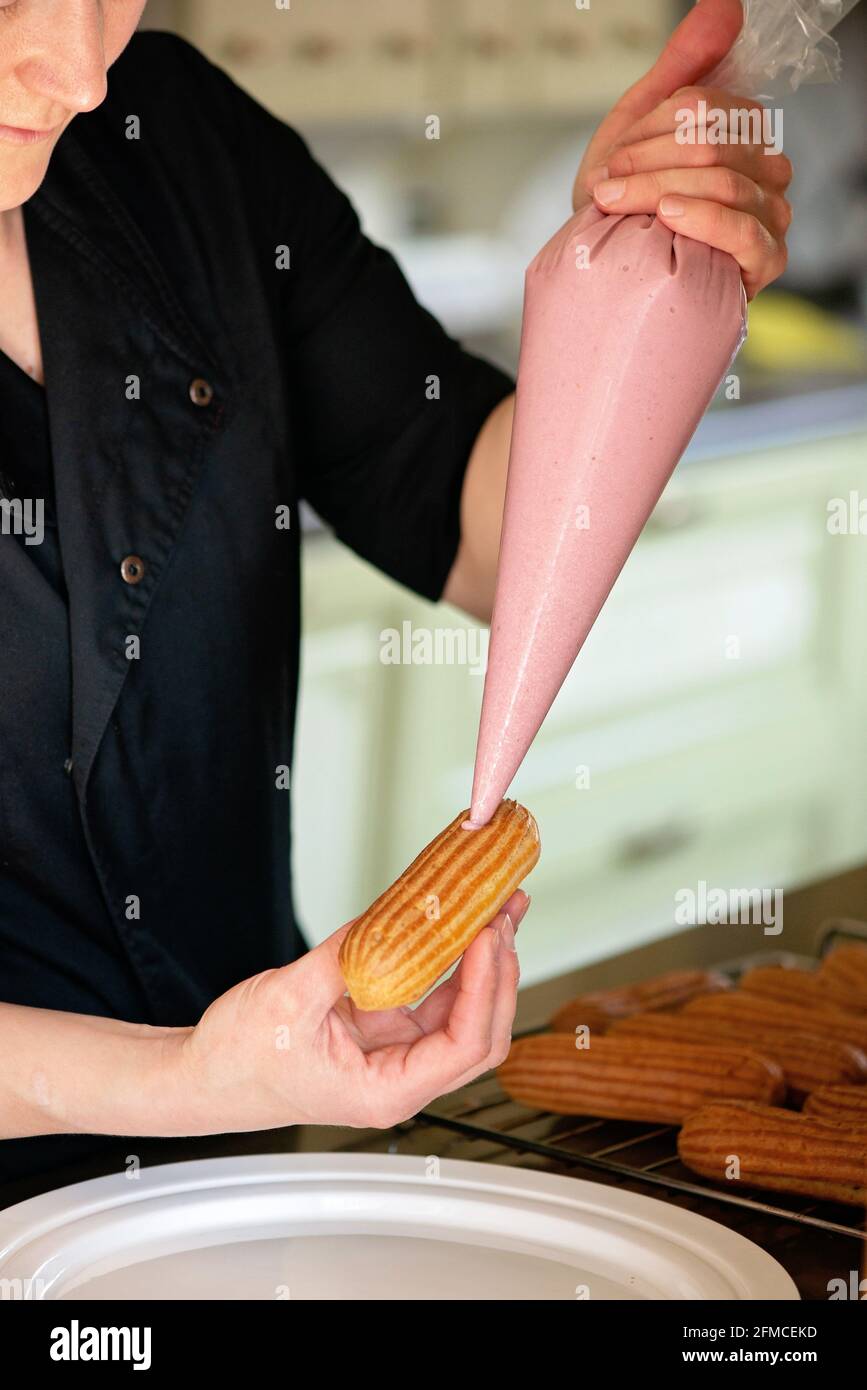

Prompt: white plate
[{"left": 0, "top": 1153, "right": 798, "bottom": 1301}]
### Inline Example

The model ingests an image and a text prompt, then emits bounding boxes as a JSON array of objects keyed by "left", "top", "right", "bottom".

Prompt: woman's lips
[{"left": 0, "top": 123, "right": 59, "bottom": 146}]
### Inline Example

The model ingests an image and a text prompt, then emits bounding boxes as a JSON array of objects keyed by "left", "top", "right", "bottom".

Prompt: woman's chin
[
  {"left": 0, "top": 147, "right": 57, "bottom": 212},
  {"left": 0, "top": 131, "right": 67, "bottom": 212}
]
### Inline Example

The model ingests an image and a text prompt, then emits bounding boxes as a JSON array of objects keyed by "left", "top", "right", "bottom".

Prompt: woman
[{"left": 0, "top": 0, "right": 791, "bottom": 1184}]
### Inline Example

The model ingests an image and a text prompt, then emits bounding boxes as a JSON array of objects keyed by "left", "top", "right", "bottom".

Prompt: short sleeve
[
  {"left": 279, "top": 163, "right": 515, "bottom": 599},
  {"left": 149, "top": 34, "right": 515, "bottom": 600}
]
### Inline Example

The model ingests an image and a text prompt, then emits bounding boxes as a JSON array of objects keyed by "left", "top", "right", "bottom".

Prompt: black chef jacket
[{"left": 0, "top": 30, "right": 514, "bottom": 1185}]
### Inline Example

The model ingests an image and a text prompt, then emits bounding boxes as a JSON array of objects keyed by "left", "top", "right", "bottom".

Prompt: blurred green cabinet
[{"left": 293, "top": 425, "right": 867, "bottom": 984}]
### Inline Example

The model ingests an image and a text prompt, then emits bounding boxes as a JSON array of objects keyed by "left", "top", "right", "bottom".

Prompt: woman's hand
[
  {"left": 175, "top": 891, "right": 529, "bottom": 1134},
  {"left": 1, "top": 892, "right": 527, "bottom": 1142},
  {"left": 573, "top": 0, "right": 792, "bottom": 300}
]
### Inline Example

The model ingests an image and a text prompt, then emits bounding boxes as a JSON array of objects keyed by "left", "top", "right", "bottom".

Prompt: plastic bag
[{"left": 707, "top": 0, "right": 861, "bottom": 96}]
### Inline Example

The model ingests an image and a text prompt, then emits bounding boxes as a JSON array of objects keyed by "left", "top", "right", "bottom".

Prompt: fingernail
[
  {"left": 659, "top": 196, "right": 685, "bottom": 217},
  {"left": 594, "top": 178, "right": 625, "bottom": 204},
  {"left": 497, "top": 913, "right": 517, "bottom": 953},
  {"left": 513, "top": 894, "right": 531, "bottom": 928}
]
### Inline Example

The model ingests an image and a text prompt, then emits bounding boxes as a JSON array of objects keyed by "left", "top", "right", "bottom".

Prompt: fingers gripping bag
[{"left": 468, "top": 0, "right": 860, "bottom": 828}]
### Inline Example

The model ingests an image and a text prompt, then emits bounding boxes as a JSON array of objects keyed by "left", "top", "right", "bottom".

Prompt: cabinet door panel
[
  {"left": 517, "top": 787, "right": 831, "bottom": 988},
  {"left": 292, "top": 621, "right": 392, "bottom": 942}
]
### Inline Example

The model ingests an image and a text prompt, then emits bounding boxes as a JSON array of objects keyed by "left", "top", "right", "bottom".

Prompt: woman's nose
[{"left": 17, "top": 0, "right": 109, "bottom": 116}]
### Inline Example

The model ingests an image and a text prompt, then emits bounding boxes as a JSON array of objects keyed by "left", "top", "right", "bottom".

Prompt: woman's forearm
[
  {"left": 442, "top": 391, "right": 515, "bottom": 622},
  {"left": 1, "top": 1002, "right": 193, "bottom": 1140}
]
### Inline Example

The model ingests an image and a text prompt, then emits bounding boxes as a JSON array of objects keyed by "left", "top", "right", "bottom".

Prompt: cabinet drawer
[
  {"left": 517, "top": 784, "right": 834, "bottom": 987},
  {"left": 537, "top": 505, "right": 821, "bottom": 734},
  {"left": 442, "top": 679, "right": 835, "bottom": 878}
]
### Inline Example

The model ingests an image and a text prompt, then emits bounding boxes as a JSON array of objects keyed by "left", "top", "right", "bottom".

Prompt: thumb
[
  {"left": 289, "top": 918, "right": 358, "bottom": 1020},
  {"left": 577, "top": 0, "right": 744, "bottom": 199},
  {"left": 610, "top": 0, "right": 743, "bottom": 128}
]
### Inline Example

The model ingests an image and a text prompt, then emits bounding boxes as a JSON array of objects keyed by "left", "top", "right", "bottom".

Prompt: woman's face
[{"left": 0, "top": 0, "right": 146, "bottom": 212}]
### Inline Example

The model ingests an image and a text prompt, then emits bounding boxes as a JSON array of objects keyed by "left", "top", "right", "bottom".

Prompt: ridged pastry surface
[
  {"left": 817, "top": 943, "right": 867, "bottom": 995},
  {"left": 684, "top": 990, "right": 867, "bottom": 1053},
  {"left": 339, "top": 800, "right": 540, "bottom": 1011},
  {"left": 803, "top": 1083, "right": 867, "bottom": 1123},
  {"left": 497, "top": 1033, "right": 785, "bottom": 1124},
  {"left": 609, "top": 1012, "right": 867, "bottom": 1096},
  {"left": 550, "top": 967, "right": 728, "bottom": 1034},
  {"left": 679, "top": 1101, "right": 867, "bottom": 1206},
  {"left": 740, "top": 964, "right": 867, "bottom": 1016}
]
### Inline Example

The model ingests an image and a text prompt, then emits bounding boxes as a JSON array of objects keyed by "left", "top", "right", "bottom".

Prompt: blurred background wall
[{"left": 142, "top": 1, "right": 867, "bottom": 983}]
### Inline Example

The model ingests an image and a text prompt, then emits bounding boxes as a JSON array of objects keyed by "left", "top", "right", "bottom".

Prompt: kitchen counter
[
  {"left": 3, "top": 861, "right": 866, "bottom": 1300},
  {"left": 686, "top": 379, "right": 867, "bottom": 461}
]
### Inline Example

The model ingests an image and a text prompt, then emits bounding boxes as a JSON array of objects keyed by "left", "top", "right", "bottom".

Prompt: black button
[
  {"left": 120, "top": 555, "right": 146, "bottom": 585},
  {"left": 189, "top": 377, "right": 214, "bottom": 407},
  {"left": 63, "top": 757, "right": 74, "bottom": 776}
]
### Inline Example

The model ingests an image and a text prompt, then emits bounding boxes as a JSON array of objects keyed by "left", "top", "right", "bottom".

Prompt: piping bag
[{"left": 468, "top": 0, "right": 859, "bottom": 828}]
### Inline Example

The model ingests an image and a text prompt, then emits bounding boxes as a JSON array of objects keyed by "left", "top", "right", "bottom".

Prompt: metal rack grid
[
  {"left": 421, "top": 1078, "right": 865, "bottom": 1242},
  {"left": 419, "top": 931, "right": 867, "bottom": 1245}
]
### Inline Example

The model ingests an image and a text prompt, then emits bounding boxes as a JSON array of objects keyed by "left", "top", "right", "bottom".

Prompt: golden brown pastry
[
  {"left": 740, "top": 964, "right": 867, "bottom": 1016},
  {"left": 339, "top": 800, "right": 540, "bottom": 1010},
  {"left": 609, "top": 1011, "right": 867, "bottom": 1100},
  {"left": 803, "top": 1084, "right": 867, "bottom": 1125},
  {"left": 684, "top": 990, "right": 867, "bottom": 1055},
  {"left": 817, "top": 942, "right": 867, "bottom": 996},
  {"left": 496, "top": 1033, "right": 785, "bottom": 1124},
  {"left": 678, "top": 1100, "right": 867, "bottom": 1206},
  {"left": 549, "top": 967, "right": 729, "bottom": 1035},
  {"left": 548, "top": 999, "right": 612, "bottom": 1036}
]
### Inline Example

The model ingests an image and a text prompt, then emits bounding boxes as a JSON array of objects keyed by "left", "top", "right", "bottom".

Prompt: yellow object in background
[{"left": 742, "top": 291, "right": 867, "bottom": 371}]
